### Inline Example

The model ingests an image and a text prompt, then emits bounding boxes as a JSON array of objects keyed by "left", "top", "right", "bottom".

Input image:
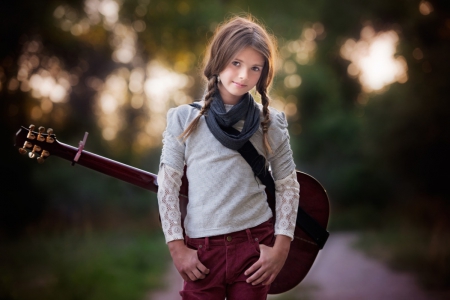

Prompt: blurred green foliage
[
  {"left": 0, "top": 231, "right": 169, "bottom": 300},
  {"left": 1, "top": 0, "right": 449, "bottom": 296}
]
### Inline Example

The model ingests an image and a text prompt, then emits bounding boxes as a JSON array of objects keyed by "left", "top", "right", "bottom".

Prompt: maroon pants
[{"left": 180, "top": 218, "right": 275, "bottom": 300}]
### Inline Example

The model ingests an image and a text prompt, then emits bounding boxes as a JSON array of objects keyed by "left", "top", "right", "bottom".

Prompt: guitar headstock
[{"left": 15, "top": 124, "right": 58, "bottom": 164}]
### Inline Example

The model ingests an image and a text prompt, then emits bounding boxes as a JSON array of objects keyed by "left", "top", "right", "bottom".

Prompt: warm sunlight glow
[
  {"left": 284, "top": 74, "right": 302, "bottom": 89},
  {"left": 100, "top": 93, "right": 119, "bottom": 114},
  {"left": 84, "top": 0, "right": 120, "bottom": 26},
  {"left": 111, "top": 24, "right": 137, "bottom": 63},
  {"left": 53, "top": 0, "right": 193, "bottom": 150},
  {"left": 340, "top": 26, "right": 408, "bottom": 93},
  {"left": 419, "top": 1, "right": 434, "bottom": 16},
  {"left": 55, "top": 1, "right": 140, "bottom": 65},
  {"left": 274, "top": 23, "right": 325, "bottom": 116},
  {"left": 98, "top": 0, "right": 120, "bottom": 24},
  {"left": 283, "top": 60, "right": 297, "bottom": 74},
  {"left": 95, "top": 62, "right": 193, "bottom": 148},
  {"left": 144, "top": 61, "right": 190, "bottom": 113},
  {"left": 284, "top": 102, "right": 298, "bottom": 117},
  {"left": 280, "top": 23, "right": 323, "bottom": 89},
  {"left": 13, "top": 39, "right": 76, "bottom": 120}
]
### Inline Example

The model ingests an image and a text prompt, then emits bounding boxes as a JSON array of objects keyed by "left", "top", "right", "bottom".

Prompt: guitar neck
[
  {"left": 54, "top": 142, "right": 159, "bottom": 193},
  {"left": 12, "top": 124, "right": 160, "bottom": 193}
]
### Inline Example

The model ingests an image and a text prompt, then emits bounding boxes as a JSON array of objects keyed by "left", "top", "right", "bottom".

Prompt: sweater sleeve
[
  {"left": 268, "top": 111, "right": 296, "bottom": 181},
  {"left": 267, "top": 110, "right": 299, "bottom": 240},
  {"left": 157, "top": 163, "right": 184, "bottom": 243},
  {"left": 159, "top": 107, "right": 187, "bottom": 173},
  {"left": 158, "top": 106, "right": 189, "bottom": 243},
  {"left": 274, "top": 169, "right": 300, "bottom": 240}
]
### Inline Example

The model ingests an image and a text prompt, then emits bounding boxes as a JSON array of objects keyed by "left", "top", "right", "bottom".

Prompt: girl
[{"left": 157, "top": 15, "right": 299, "bottom": 299}]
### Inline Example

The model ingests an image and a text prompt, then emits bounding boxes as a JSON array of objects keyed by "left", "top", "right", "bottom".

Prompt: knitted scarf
[{"left": 204, "top": 92, "right": 260, "bottom": 150}]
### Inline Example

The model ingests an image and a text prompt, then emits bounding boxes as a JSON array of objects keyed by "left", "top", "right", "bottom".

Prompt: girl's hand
[
  {"left": 244, "top": 235, "right": 291, "bottom": 285},
  {"left": 168, "top": 240, "right": 210, "bottom": 282}
]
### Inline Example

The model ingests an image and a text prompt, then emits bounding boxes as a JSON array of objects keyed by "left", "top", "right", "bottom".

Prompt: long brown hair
[{"left": 180, "top": 15, "right": 277, "bottom": 154}]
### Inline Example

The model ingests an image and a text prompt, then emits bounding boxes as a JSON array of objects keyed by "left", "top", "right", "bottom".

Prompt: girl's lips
[{"left": 232, "top": 81, "right": 247, "bottom": 88}]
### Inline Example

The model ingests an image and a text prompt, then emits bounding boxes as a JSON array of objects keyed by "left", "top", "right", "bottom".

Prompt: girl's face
[{"left": 218, "top": 47, "right": 265, "bottom": 105}]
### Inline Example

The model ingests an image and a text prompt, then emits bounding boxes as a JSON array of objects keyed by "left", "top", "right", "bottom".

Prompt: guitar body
[
  {"left": 15, "top": 126, "right": 329, "bottom": 294},
  {"left": 268, "top": 171, "right": 329, "bottom": 294}
]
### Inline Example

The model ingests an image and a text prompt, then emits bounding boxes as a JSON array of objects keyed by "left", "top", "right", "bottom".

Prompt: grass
[{"left": 0, "top": 230, "right": 170, "bottom": 300}]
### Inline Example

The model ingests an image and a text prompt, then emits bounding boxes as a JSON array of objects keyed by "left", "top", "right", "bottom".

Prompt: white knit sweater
[{"left": 158, "top": 102, "right": 299, "bottom": 243}]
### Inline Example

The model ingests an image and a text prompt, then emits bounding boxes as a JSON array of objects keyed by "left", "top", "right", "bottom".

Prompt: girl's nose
[{"left": 239, "top": 69, "right": 248, "bottom": 79}]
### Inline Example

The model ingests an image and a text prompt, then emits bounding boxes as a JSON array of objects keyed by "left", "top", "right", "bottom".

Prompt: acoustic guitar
[{"left": 14, "top": 125, "right": 330, "bottom": 294}]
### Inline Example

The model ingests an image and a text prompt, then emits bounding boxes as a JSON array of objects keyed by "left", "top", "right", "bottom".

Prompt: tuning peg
[
  {"left": 37, "top": 126, "right": 46, "bottom": 142},
  {"left": 28, "top": 145, "right": 41, "bottom": 159},
  {"left": 19, "top": 141, "right": 33, "bottom": 155},
  {"left": 27, "top": 124, "right": 36, "bottom": 140},
  {"left": 46, "top": 128, "right": 55, "bottom": 143},
  {"left": 37, "top": 150, "right": 50, "bottom": 164}
]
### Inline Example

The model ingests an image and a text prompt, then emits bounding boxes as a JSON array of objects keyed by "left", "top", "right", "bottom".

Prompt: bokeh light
[
  {"left": 272, "top": 23, "right": 325, "bottom": 118},
  {"left": 50, "top": 0, "right": 196, "bottom": 150},
  {"left": 9, "top": 39, "right": 77, "bottom": 124},
  {"left": 93, "top": 61, "right": 193, "bottom": 150},
  {"left": 419, "top": 1, "right": 434, "bottom": 16},
  {"left": 340, "top": 26, "right": 408, "bottom": 93}
]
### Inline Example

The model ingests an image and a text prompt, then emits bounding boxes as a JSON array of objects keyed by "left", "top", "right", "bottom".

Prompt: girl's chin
[
  {"left": 228, "top": 86, "right": 250, "bottom": 95},
  {"left": 219, "top": 85, "right": 250, "bottom": 101}
]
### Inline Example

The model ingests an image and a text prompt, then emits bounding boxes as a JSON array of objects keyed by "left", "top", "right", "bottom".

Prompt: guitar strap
[{"left": 190, "top": 103, "right": 329, "bottom": 249}]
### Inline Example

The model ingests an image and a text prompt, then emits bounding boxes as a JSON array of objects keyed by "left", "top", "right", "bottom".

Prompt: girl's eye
[
  {"left": 232, "top": 61, "right": 240, "bottom": 66},
  {"left": 252, "top": 67, "right": 261, "bottom": 72}
]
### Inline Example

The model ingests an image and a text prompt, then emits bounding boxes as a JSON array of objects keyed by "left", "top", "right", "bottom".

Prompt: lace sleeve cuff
[
  {"left": 157, "top": 164, "right": 184, "bottom": 243},
  {"left": 274, "top": 169, "right": 300, "bottom": 241}
]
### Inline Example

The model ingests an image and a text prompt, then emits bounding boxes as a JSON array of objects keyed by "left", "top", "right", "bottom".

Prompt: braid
[
  {"left": 179, "top": 76, "right": 217, "bottom": 141},
  {"left": 200, "top": 76, "right": 217, "bottom": 115},
  {"left": 259, "top": 88, "right": 273, "bottom": 155}
]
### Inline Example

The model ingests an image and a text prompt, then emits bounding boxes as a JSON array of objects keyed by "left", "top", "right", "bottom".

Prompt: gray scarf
[{"left": 205, "top": 92, "right": 260, "bottom": 150}]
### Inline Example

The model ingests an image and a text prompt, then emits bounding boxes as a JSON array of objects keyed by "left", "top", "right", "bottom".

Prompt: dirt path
[
  {"left": 148, "top": 232, "right": 437, "bottom": 300},
  {"left": 270, "top": 232, "right": 436, "bottom": 300},
  {"left": 146, "top": 263, "right": 183, "bottom": 300}
]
